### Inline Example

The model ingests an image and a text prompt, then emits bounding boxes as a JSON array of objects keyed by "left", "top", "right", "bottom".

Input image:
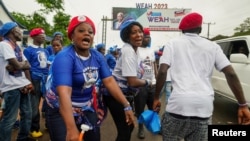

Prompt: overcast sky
[{"left": 3, "top": 0, "right": 250, "bottom": 49}]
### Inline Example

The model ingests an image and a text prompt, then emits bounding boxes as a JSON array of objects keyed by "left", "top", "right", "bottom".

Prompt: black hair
[
  {"left": 120, "top": 21, "right": 143, "bottom": 43},
  {"left": 182, "top": 27, "right": 202, "bottom": 34},
  {"left": 51, "top": 38, "right": 63, "bottom": 46}
]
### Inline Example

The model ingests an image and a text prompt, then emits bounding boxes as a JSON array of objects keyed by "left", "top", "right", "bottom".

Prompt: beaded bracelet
[
  {"left": 238, "top": 103, "right": 248, "bottom": 107},
  {"left": 124, "top": 106, "right": 132, "bottom": 111}
]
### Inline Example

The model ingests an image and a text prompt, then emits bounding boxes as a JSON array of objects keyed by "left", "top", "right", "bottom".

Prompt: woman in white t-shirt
[{"left": 103, "top": 20, "right": 151, "bottom": 141}]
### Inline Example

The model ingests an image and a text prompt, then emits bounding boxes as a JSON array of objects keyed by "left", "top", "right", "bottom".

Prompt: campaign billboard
[{"left": 112, "top": 7, "right": 192, "bottom": 31}]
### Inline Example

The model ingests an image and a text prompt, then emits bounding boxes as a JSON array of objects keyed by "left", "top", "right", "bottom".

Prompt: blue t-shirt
[
  {"left": 105, "top": 53, "right": 117, "bottom": 71},
  {"left": 23, "top": 45, "right": 49, "bottom": 80},
  {"left": 46, "top": 45, "right": 53, "bottom": 56},
  {"left": 46, "top": 45, "right": 111, "bottom": 108}
]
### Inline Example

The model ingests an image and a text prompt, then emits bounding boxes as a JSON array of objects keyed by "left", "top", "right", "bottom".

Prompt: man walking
[{"left": 153, "top": 12, "right": 250, "bottom": 141}]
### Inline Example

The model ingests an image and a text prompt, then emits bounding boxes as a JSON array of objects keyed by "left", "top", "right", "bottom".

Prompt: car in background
[{"left": 212, "top": 35, "right": 250, "bottom": 107}]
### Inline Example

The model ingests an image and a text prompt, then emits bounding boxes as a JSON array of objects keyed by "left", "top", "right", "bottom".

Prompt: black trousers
[
  {"left": 103, "top": 95, "right": 134, "bottom": 141},
  {"left": 134, "top": 86, "right": 155, "bottom": 119}
]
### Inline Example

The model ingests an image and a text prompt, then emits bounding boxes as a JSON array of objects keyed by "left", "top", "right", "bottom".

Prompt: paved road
[{"left": 11, "top": 93, "right": 238, "bottom": 141}]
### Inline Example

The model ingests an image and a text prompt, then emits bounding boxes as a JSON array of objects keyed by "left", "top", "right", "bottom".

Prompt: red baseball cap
[
  {"left": 30, "top": 28, "right": 45, "bottom": 37},
  {"left": 143, "top": 28, "right": 150, "bottom": 36},
  {"left": 67, "top": 15, "right": 96, "bottom": 40},
  {"left": 179, "top": 12, "right": 203, "bottom": 30}
]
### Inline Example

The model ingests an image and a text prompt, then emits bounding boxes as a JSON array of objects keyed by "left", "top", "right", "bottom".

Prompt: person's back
[
  {"left": 165, "top": 33, "right": 224, "bottom": 117},
  {"left": 105, "top": 45, "right": 119, "bottom": 71},
  {"left": 153, "top": 12, "right": 250, "bottom": 141}
]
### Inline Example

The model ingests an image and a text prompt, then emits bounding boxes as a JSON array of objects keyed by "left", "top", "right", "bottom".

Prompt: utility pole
[
  {"left": 203, "top": 22, "right": 215, "bottom": 39},
  {"left": 101, "top": 16, "right": 113, "bottom": 45}
]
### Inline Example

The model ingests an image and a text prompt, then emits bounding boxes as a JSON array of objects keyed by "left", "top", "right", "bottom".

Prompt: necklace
[{"left": 5, "top": 39, "right": 23, "bottom": 62}]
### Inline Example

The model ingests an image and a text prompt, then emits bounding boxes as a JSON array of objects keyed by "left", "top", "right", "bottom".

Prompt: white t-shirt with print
[
  {"left": 0, "top": 42, "right": 30, "bottom": 93},
  {"left": 113, "top": 43, "right": 143, "bottom": 91},
  {"left": 138, "top": 47, "right": 156, "bottom": 85}
]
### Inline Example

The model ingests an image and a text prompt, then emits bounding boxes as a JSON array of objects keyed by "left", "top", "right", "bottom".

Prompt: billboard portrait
[
  {"left": 112, "top": 7, "right": 192, "bottom": 31},
  {"left": 112, "top": 7, "right": 147, "bottom": 30}
]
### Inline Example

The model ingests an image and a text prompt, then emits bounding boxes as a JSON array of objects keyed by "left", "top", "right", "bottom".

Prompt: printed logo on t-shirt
[
  {"left": 37, "top": 51, "right": 47, "bottom": 68},
  {"left": 83, "top": 67, "right": 98, "bottom": 89}
]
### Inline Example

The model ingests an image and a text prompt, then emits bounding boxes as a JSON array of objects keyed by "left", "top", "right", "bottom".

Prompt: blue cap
[
  {"left": 95, "top": 43, "right": 105, "bottom": 50},
  {"left": 1, "top": 22, "right": 18, "bottom": 37},
  {"left": 109, "top": 45, "right": 118, "bottom": 53},
  {"left": 120, "top": 19, "right": 142, "bottom": 42},
  {"left": 53, "top": 31, "right": 63, "bottom": 37}
]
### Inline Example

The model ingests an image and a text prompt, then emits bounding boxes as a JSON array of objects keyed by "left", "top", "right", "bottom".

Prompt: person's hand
[
  {"left": 66, "top": 127, "right": 80, "bottom": 141},
  {"left": 153, "top": 98, "right": 161, "bottom": 113},
  {"left": 146, "top": 79, "right": 152, "bottom": 87},
  {"left": 6, "top": 64, "right": 15, "bottom": 72},
  {"left": 97, "top": 108, "right": 105, "bottom": 121},
  {"left": 238, "top": 106, "right": 250, "bottom": 125},
  {"left": 124, "top": 110, "right": 136, "bottom": 126},
  {"left": 20, "top": 84, "right": 34, "bottom": 94}
]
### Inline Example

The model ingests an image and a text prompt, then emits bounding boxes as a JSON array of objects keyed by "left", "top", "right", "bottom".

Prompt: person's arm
[
  {"left": 126, "top": 77, "right": 148, "bottom": 87},
  {"left": 222, "top": 65, "right": 246, "bottom": 104},
  {"left": 222, "top": 65, "right": 250, "bottom": 124},
  {"left": 153, "top": 63, "right": 169, "bottom": 112},
  {"left": 57, "top": 86, "right": 79, "bottom": 140},
  {"left": 7, "top": 59, "right": 30, "bottom": 71},
  {"left": 103, "top": 76, "right": 136, "bottom": 126},
  {"left": 20, "top": 70, "right": 34, "bottom": 94}
]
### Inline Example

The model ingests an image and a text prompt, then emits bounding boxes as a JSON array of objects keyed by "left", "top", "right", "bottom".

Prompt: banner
[{"left": 112, "top": 7, "right": 192, "bottom": 31}]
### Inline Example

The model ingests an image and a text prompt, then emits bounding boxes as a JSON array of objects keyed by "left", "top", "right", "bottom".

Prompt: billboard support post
[{"left": 101, "top": 16, "right": 113, "bottom": 45}]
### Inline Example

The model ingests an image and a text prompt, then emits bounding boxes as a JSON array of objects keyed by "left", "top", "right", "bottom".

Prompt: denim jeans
[
  {"left": 30, "top": 79, "right": 43, "bottom": 132},
  {"left": 46, "top": 106, "right": 101, "bottom": 141},
  {"left": 0, "top": 89, "right": 32, "bottom": 141}
]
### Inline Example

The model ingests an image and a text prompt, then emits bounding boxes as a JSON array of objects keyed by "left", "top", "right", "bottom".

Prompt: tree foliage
[
  {"left": 234, "top": 18, "right": 250, "bottom": 33},
  {"left": 11, "top": 0, "right": 70, "bottom": 44},
  {"left": 211, "top": 17, "right": 250, "bottom": 41},
  {"left": 36, "top": 0, "right": 64, "bottom": 13}
]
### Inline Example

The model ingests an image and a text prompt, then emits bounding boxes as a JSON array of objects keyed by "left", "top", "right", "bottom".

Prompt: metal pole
[{"left": 101, "top": 16, "right": 113, "bottom": 45}]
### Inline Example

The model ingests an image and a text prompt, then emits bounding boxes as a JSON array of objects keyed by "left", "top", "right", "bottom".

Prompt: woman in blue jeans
[{"left": 45, "top": 15, "right": 135, "bottom": 141}]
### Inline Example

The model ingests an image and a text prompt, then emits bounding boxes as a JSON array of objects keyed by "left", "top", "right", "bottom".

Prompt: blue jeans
[
  {"left": 46, "top": 106, "right": 100, "bottom": 141},
  {"left": 30, "top": 79, "right": 43, "bottom": 132},
  {"left": 0, "top": 89, "right": 32, "bottom": 141}
]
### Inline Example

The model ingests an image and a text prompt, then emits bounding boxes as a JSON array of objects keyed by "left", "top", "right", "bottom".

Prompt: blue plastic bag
[{"left": 138, "top": 110, "right": 161, "bottom": 134}]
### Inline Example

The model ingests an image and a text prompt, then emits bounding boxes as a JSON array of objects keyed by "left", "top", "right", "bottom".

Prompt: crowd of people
[{"left": 1, "top": 11, "right": 250, "bottom": 141}]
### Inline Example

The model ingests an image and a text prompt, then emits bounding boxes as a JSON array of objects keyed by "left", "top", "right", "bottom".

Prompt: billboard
[{"left": 112, "top": 7, "right": 192, "bottom": 31}]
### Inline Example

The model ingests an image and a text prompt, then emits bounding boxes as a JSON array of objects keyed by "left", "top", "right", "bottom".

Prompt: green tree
[
  {"left": 211, "top": 17, "right": 250, "bottom": 41},
  {"left": 233, "top": 17, "right": 250, "bottom": 36},
  {"left": 11, "top": 0, "right": 70, "bottom": 44}
]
